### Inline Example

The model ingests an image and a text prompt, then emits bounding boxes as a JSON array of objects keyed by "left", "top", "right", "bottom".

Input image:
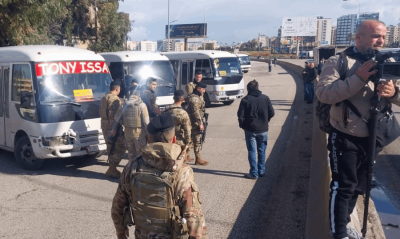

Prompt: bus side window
[
  {"left": 0, "top": 68, "right": 3, "bottom": 117},
  {"left": 181, "top": 62, "right": 188, "bottom": 86},
  {"left": 12, "top": 64, "right": 33, "bottom": 103},
  {"left": 170, "top": 60, "right": 179, "bottom": 79}
]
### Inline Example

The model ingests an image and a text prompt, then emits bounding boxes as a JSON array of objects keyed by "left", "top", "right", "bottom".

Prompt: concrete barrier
[{"left": 277, "top": 60, "right": 385, "bottom": 239}]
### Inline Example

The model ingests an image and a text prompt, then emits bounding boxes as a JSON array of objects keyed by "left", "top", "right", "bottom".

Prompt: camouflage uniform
[
  {"left": 141, "top": 87, "right": 161, "bottom": 119},
  {"left": 187, "top": 93, "right": 206, "bottom": 154},
  {"left": 114, "top": 95, "right": 149, "bottom": 162},
  {"left": 111, "top": 143, "right": 207, "bottom": 239},
  {"left": 163, "top": 103, "right": 192, "bottom": 146},
  {"left": 185, "top": 82, "right": 203, "bottom": 101},
  {"left": 99, "top": 93, "right": 126, "bottom": 164}
]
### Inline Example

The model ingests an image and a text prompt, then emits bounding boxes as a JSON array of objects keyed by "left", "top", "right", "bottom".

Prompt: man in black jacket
[{"left": 237, "top": 80, "right": 275, "bottom": 179}]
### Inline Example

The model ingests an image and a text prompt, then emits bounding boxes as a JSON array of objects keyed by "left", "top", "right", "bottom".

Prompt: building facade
[
  {"left": 336, "top": 12, "right": 379, "bottom": 46},
  {"left": 316, "top": 17, "right": 332, "bottom": 45},
  {"left": 138, "top": 41, "right": 157, "bottom": 52},
  {"left": 386, "top": 24, "right": 400, "bottom": 47},
  {"left": 331, "top": 26, "right": 337, "bottom": 45}
]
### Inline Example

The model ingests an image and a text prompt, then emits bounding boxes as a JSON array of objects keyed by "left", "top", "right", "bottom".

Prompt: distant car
[{"left": 257, "top": 56, "right": 265, "bottom": 59}]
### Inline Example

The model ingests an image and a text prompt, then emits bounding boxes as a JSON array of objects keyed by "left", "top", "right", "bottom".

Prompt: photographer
[{"left": 316, "top": 19, "right": 400, "bottom": 239}]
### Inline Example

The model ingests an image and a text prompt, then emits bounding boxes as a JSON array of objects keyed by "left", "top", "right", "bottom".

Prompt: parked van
[
  {"left": 163, "top": 51, "right": 244, "bottom": 106},
  {"left": 0, "top": 46, "right": 110, "bottom": 169},
  {"left": 101, "top": 51, "right": 175, "bottom": 108},
  {"left": 236, "top": 54, "right": 251, "bottom": 73}
]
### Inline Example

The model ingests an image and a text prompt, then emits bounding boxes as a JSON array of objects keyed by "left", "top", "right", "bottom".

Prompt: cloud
[{"left": 129, "top": 26, "right": 150, "bottom": 41}]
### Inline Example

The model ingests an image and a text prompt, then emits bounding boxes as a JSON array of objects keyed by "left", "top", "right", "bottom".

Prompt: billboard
[
  {"left": 281, "top": 17, "right": 317, "bottom": 37},
  {"left": 166, "top": 23, "right": 207, "bottom": 38}
]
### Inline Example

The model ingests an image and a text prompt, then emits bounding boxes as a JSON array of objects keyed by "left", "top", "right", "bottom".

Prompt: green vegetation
[{"left": 0, "top": 0, "right": 132, "bottom": 52}]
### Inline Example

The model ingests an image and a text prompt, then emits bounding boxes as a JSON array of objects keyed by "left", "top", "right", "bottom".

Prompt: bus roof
[
  {"left": 0, "top": 45, "right": 105, "bottom": 62},
  {"left": 100, "top": 51, "right": 169, "bottom": 62},
  {"left": 162, "top": 50, "right": 235, "bottom": 59},
  {"left": 236, "top": 54, "right": 249, "bottom": 57}
]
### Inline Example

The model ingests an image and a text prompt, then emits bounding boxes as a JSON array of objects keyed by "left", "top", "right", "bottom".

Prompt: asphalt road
[{"left": 0, "top": 61, "right": 313, "bottom": 239}]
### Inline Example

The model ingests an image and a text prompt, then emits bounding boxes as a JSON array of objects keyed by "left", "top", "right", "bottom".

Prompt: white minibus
[
  {"left": 101, "top": 51, "right": 175, "bottom": 108},
  {"left": 163, "top": 51, "right": 244, "bottom": 107},
  {"left": 0, "top": 46, "right": 109, "bottom": 169},
  {"left": 236, "top": 54, "right": 251, "bottom": 73}
]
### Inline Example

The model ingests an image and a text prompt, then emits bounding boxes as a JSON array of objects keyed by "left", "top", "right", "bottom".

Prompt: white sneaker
[{"left": 346, "top": 225, "right": 366, "bottom": 239}]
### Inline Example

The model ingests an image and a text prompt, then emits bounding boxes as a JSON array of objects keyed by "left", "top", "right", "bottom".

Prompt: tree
[{"left": 0, "top": 0, "right": 71, "bottom": 46}]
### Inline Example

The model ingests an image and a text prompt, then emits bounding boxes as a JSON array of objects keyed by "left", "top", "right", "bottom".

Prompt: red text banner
[{"left": 35, "top": 61, "right": 109, "bottom": 77}]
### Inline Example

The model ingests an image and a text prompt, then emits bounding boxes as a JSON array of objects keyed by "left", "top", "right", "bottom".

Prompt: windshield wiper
[{"left": 40, "top": 101, "right": 82, "bottom": 107}]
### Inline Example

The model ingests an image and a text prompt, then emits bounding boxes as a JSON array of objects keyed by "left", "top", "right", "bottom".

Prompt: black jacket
[
  {"left": 305, "top": 67, "right": 318, "bottom": 83},
  {"left": 237, "top": 90, "right": 275, "bottom": 133}
]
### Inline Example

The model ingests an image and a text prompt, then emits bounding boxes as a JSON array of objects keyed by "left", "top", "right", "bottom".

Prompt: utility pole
[
  {"left": 167, "top": 0, "right": 170, "bottom": 52},
  {"left": 95, "top": 0, "right": 98, "bottom": 45}
]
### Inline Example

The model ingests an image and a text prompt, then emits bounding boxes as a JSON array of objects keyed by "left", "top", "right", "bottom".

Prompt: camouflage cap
[{"left": 147, "top": 113, "right": 175, "bottom": 134}]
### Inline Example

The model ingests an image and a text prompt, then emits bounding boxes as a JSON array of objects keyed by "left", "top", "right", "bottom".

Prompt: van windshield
[
  {"left": 239, "top": 56, "right": 250, "bottom": 65},
  {"left": 124, "top": 61, "right": 175, "bottom": 97},
  {"left": 213, "top": 57, "right": 243, "bottom": 77},
  {"left": 37, "top": 73, "right": 112, "bottom": 103}
]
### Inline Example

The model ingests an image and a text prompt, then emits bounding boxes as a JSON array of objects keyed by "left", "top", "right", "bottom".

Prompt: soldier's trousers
[
  {"left": 125, "top": 136, "right": 147, "bottom": 161},
  {"left": 191, "top": 130, "right": 202, "bottom": 153},
  {"left": 102, "top": 127, "right": 126, "bottom": 165}
]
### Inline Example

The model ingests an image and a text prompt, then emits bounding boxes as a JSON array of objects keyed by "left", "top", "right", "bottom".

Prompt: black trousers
[{"left": 327, "top": 129, "right": 369, "bottom": 238}]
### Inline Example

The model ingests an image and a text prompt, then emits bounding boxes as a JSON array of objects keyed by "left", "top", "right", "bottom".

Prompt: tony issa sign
[{"left": 281, "top": 17, "right": 317, "bottom": 37}]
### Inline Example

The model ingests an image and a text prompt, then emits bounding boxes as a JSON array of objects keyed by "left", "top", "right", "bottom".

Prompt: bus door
[
  {"left": 180, "top": 60, "right": 194, "bottom": 94},
  {"left": 0, "top": 66, "right": 10, "bottom": 147}
]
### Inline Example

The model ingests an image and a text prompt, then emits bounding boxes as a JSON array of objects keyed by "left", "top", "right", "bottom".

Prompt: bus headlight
[
  {"left": 215, "top": 91, "right": 226, "bottom": 96},
  {"left": 239, "top": 89, "right": 244, "bottom": 95},
  {"left": 42, "top": 136, "right": 69, "bottom": 146}
]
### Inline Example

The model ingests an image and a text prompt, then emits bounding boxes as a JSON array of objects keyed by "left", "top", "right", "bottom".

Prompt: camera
[{"left": 365, "top": 49, "right": 400, "bottom": 83}]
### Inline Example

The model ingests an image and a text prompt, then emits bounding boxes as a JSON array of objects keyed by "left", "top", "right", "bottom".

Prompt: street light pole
[
  {"left": 167, "top": 0, "right": 170, "bottom": 52},
  {"left": 204, "top": 7, "right": 212, "bottom": 50}
]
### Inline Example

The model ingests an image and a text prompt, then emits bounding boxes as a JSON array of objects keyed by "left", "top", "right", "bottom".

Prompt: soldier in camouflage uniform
[
  {"left": 141, "top": 77, "right": 161, "bottom": 119},
  {"left": 163, "top": 90, "right": 194, "bottom": 162},
  {"left": 99, "top": 80, "right": 126, "bottom": 178},
  {"left": 187, "top": 82, "right": 209, "bottom": 166},
  {"left": 111, "top": 114, "right": 207, "bottom": 239},
  {"left": 185, "top": 71, "right": 203, "bottom": 99},
  {"left": 112, "top": 83, "right": 149, "bottom": 162}
]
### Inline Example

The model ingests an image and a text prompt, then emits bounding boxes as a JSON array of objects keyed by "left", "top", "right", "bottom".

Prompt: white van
[
  {"left": 0, "top": 45, "right": 110, "bottom": 170},
  {"left": 163, "top": 51, "right": 244, "bottom": 106},
  {"left": 236, "top": 54, "right": 251, "bottom": 73},
  {"left": 100, "top": 51, "right": 175, "bottom": 108}
]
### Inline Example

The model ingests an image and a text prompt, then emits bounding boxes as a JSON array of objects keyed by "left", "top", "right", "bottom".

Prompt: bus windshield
[
  {"left": 213, "top": 57, "right": 243, "bottom": 78},
  {"left": 37, "top": 73, "right": 112, "bottom": 103},
  {"left": 239, "top": 56, "right": 250, "bottom": 65},
  {"left": 124, "top": 61, "right": 175, "bottom": 97}
]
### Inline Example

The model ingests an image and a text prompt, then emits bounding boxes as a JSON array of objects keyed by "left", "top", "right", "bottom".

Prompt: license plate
[{"left": 86, "top": 144, "right": 107, "bottom": 153}]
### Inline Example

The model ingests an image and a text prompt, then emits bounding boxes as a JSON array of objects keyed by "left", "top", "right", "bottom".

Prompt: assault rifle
[
  {"left": 108, "top": 123, "right": 123, "bottom": 155},
  {"left": 200, "top": 113, "right": 209, "bottom": 149}
]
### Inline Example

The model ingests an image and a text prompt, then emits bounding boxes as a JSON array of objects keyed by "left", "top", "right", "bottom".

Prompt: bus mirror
[{"left": 20, "top": 91, "right": 31, "bottom": 108}]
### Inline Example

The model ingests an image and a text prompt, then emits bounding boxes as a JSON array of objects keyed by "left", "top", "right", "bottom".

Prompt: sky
[{"left": 118, "top": 0, "right": 400, "bottom": 44}]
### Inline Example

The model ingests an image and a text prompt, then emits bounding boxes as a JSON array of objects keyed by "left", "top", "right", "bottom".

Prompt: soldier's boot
[
  {"left": 185, "top": 148, "right": 195, "bottom": 163},
  {"left": 105, "top": 163, "right": 121, "bottom": 178},
  {"left": 195, "top": 152, "right": 209, "bottom": 166}
]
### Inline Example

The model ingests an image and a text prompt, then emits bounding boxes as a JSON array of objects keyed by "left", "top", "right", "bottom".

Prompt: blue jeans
[
  {"left": 303, "top": 82, "right": 309, "bottom": 101},
  {"left": 244, "top": 130, "right": 268, "bottom": 177},
  {"left": 305, "top": 82, "right": 314, "bottom": 103}
]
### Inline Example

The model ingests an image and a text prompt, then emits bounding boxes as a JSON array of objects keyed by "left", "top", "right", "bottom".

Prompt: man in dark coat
[{"left": 237, "top": 80, "right": 275, "bottom": 179}]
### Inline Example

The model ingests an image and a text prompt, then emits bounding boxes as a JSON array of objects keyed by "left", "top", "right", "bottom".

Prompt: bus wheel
[
  {"left": 223, "top": 100, "right": 234, "bottom": 105},
  {"left": 243, "top": 70, "right": 248, "bottom": 73},
  {"left": 14, "top": 136, "right": 46, "bottom": 170},
  {"left": 204, "top": 93, "right": 211, "bottom": 108}
]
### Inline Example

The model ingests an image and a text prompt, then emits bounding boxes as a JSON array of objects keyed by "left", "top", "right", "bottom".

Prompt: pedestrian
[
  {"left": 141, "top": 77, "right": 161, "bottom": 120},
  {"left": 112, "top": 82, "right": 149, "bottom": 162},
  {"left": 317, "top": 58, "right": 324, "bottom": 75},
  {"left": 316, "top": 19, "right": 400, "bottom": 239},
  {"left": 302, "top": 61, "right": 310, "bottom": 102},
  {"left": 305, "top": 62, "right": 317, "bottom": 104},
  {"left": 99, "top": 80, "right": 126, "bottom": 178},
  {"left": 274, "top": 57, "right": 277, "bottom": 67},
  {"left": 163, "top": 89, "right": 195, "bottom": 162},
  {"left": 111, "top": 114, "right": 207, "bottom": 239},
  {"left": 268, "top": 60, "right": 272, "bottom": 72},
  {"left": 237, "top": 80, "right": 275, "bottom": 179},
  {"left": 187, "top": 82, "right": 209, "bottom": 166}
]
